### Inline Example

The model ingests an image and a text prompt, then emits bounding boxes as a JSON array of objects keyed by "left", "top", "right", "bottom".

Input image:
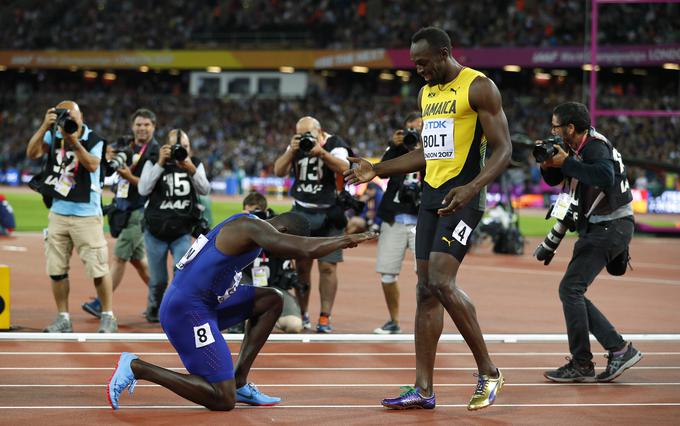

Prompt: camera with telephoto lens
[
  {"left": 171, "top": 143, "right": 188, "bottom": 162},
  {"left": 108, "top": 136, "right": 134, "bottom": 171},
  {"left": 298, "top": 132, "right": 316, "bottom": 155},
  {"left": 402, "top": 128, "right": 421, "bottom": 149},
  {"left": 54, "top": 108, "right": 79, "bottom": 134},
  {"left": 533, "top": 200, "right": 578, "bottom": 265},
  {"left": 532, "top": 135, "right": 567, "bottom": 163},
  {"left": 336, "top": 189, "right": 366, "bottom": 214}
]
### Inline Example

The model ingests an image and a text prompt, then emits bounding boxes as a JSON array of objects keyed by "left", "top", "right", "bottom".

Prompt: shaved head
[
  {"left": 55, "top": 99, "right": 83, "bottom": 128},
  {"left": 296, "top": 116, "right": 321, "bottom": 135}
]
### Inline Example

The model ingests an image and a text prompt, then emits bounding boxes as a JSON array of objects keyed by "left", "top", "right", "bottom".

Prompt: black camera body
[
  {"left": 274, "top": 267, "right": 301, "bottom": 291},
  {"left": 337, "top": 189, "right": 366, "bottom": 214},
  {"left": 54, "top": 108, "right": 79, "bottom": 134},
  {"left": 398, "top": 182, "right": 421, "bottom": 206},
  {"left": 533, "top": 135, "right": 567, "bottom": 163},
  {"left": 298, "top": 132, "right": 316, "bottom": 155},
  {"left": 171, "top": 143, "right": 188, "bottom": 162},
  {"left": 108, "top": 136, "right": 134, "bottom": 171},
  {"left": 402, "top": 128, "right": 421, "bottom": 149}
]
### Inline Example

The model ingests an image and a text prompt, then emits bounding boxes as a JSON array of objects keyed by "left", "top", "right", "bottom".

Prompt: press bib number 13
[{"left": 422, "top": 118, "right": 454, "bottom": 161}]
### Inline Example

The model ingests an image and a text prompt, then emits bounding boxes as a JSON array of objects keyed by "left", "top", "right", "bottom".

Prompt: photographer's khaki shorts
[
  {"left": 44, "top": 212, "right": 110, "bottom": 279},
  {"left": 376, "top": 221, "right": 416, "bottom": 275}
]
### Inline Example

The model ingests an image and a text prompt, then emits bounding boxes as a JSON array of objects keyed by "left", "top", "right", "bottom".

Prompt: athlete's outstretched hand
[
  {"left": 344, "top": 231, "right": 378, "bottom": 248},
  {"left": 438, "top": 183, "right": 478, "bottom": 216},
  {"left": 344, "top": 157, "right": 376, "bottom": 185}
]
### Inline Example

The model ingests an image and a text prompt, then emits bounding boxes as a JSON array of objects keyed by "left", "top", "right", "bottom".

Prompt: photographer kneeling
[
  {"left": 535, "top": 102, "right": 641, "bottom": 383},
  {"left": 372, "top": 112, "right": 422, "bottom": 334},
  {"left": 239, "top": 192, "right": 303, "bottom": 333},
  {"left": 138, "top": 129, "right": 210, "bottom": 322}
]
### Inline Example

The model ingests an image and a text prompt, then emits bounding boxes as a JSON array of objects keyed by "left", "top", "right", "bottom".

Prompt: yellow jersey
[{"left": 420, "top": 67, "right": 487, "bottom": 210}]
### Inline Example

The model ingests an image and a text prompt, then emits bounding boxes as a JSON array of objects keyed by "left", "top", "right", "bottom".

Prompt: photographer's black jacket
[
  {"left": 290, "top": 135, "right": 350, "bottom": 206},
  {"left": 377, "top": 142, "right": 421, "bottom": 224},
  {"left": 143, "top": 157, "right": 202, "bottom": 238},
  {"left": 541, "top": 128, "right": 633, "bottom": 234},
  {"left": 41, "top": 126, "right": 106, "bottom": 203},
  {"left": 113, "top": 139, "right": 159, "bottom": 211}
]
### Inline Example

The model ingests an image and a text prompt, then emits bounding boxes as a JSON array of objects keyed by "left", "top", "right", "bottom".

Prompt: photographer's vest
[
  {"left": 114, "top": 139, "right": 159, "bottom": 211},
  {"left": 290, "top": 135, "right": 350, "bottom": 206},
  {"left": 377, "top": 143, "right": 420, "bottom": 224},
  {"left": 144, "top": 158, "right": 201, "bottom": 241},
  {"left": 572, "top": 128, "right": 633, "bottom": 230},
  {"left": 42, "top": 126, "right": 105, "bottom": 203},
  {"left": 419, "top": 67, "right": 487, "bottom": 210}
]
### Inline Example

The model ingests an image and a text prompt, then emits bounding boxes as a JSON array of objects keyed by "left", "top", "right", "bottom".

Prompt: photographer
[
  {"left": 273, "top": 116, "right": 351, "bottom": 333},
  {"left": 82, "top": 109, "right": 158, "bottom": 319},
  {"left": 372, "top": 112, "right": 423, "bottom": 334},
  {"left": 138, "top": 129, "right": 210, "bottom": 322},
  {"left": 537, "top": 102, "right": 641, "bottom": 383},
  {"left": 239, "top": 192, "right": 303, "bottom": 333},
  {"left": 25, "top": 101, "right": 116, "bottom": 333}
]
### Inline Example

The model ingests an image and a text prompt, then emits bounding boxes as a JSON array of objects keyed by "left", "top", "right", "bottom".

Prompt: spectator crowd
[{"left": 1, "top": 0, "right": 678, "bottom": 50}]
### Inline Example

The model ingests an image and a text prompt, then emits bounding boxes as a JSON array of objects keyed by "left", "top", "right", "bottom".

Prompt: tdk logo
[{"left": 425, "top": 120, "right": 447, "bottom": 130}]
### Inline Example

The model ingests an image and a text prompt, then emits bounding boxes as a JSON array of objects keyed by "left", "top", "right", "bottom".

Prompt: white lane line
[
  {"left": 0, "top": 366, "right": 678, "bottom": 371},
  {"left": 2, "top": 383, "right": 680, "bottom": 388},
  {"left": 1, "top": 403, "right": 680, "bottom": 409},
  {"left": 0, "top": 245, "right": 27, "bottom": 252},
  {"left": 3, "top": 332, "right": 680, "bottom": 342},
  {"left": 2, "top": 351, "right": 680, "bottom": 356}
]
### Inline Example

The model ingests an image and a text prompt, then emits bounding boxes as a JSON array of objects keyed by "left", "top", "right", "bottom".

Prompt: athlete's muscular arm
[
  {"left": 217, "top": 218, "right": 376, "bottom": 259},
  {"left": 438, "top": 77, "right": 512, "bottom": 215}
]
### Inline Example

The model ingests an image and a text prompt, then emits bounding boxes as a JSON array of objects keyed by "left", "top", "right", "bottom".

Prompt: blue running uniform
[{"left": 159, "top": 213, "right": 261, "bottom": 383}]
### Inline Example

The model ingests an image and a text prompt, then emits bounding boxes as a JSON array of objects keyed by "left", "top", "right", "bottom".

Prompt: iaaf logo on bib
[{"left": 424, "top": 120, "right": 448, "bottom": 130}]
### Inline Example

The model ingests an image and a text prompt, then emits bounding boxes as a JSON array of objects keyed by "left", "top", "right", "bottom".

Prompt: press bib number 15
[{"left": 422, "top": 118, "right": 455, "bottom": 161}]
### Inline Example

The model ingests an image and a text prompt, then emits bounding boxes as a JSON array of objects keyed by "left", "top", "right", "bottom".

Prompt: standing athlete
[
  {"left": 345, "top": 27, "right": 512, "bottom": 410},
  {"left": 107, "top": 212, "right": 375, "bottom": 410}
]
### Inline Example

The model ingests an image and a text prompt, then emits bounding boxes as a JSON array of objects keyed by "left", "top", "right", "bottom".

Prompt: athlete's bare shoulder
[{"left": 469, "top": 75, "right": 502, "bottom": 113}]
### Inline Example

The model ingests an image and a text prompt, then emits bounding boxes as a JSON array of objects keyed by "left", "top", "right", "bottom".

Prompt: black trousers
[{"left": 559, "top": 216, "right": 634, "bottom": 363}]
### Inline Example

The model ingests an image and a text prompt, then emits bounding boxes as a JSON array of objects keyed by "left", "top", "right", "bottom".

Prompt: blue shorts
[{"left": 159, "top": 283, "right": 256, "bottom": 383}]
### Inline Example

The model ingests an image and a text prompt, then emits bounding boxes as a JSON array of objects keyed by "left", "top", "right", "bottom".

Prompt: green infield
[
  {"left": 3, "top": 190, "right": 676, "bottom": 237},
  {"left": 3, "top": 191, "right": 290, "bottom": 233}
]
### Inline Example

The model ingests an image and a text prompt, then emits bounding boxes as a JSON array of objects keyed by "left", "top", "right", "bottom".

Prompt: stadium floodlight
[
  {"left": 534, "top": 72, "right": 551, "bottom": 81},
  {"left": 581, "top": 64, "right": 600, "bottom": 71},
  {"left": 379, "top": 72, "right": 394, "bottom": 80},
  {"left": 139, "top": 65, "right": 149, "bottom": 73},
  {"left": 395, "top": 70, "right": 411, "bottom": 78},
  {"left": 551, "top": 69, "right": 568, "bottom": 77},
  {"left": 0, "top": 65, "right": 6, "bottom": 72},
  {"left": 503, "top": 65, "right": 521, "bottom": 72},
  {"left": 206, "top": 66, "right": 222, "bottom": 73},
  {"left": 279, "top": 66, "right": 295, "bottom": 73},
  {"left": 351, "top": 66, "right": 369, "bottom": 73},
  {"left": 83, "top": 71, "right": 98, "bottom": 79},
  {"left": 662, "top": 63, "right": 679, "bottom": 70},
  {"left": 103, "top": 72, "right": 116, "bottom": 81}
]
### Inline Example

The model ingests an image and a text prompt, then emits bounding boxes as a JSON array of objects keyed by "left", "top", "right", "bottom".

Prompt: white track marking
[
  {"left": 2, "top": 382, "right": 680, "bottom": 388},
  {"left": 2, "top": 332, "right": 680, "bottom": 342},
  {"left": 1, "top": 403, "right": 680, "bottom": 409},
  {"left": 0, "top": 366, "right": 678, "bottom": 371},
  {"left": 2, "top": 351, "right": 680, "bottom": 356}
]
